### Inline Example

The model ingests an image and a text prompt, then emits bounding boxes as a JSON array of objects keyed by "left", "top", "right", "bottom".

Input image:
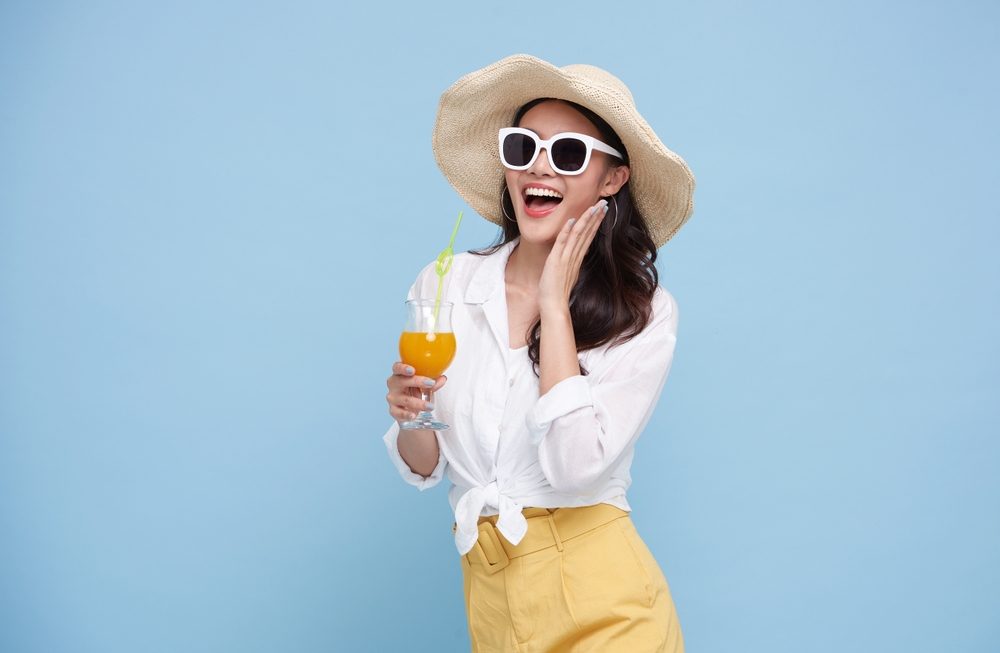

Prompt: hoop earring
[
  {"left": 600, "top": 195, "right": 619, "bottom": 235},
  {"left": 500, "top": 187, "right": 516, "bottom": 223}
]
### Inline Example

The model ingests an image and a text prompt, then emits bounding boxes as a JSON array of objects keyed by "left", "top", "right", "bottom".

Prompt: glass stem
[{"left": 419, "top": 389, "right": 433, "bottom": 416}]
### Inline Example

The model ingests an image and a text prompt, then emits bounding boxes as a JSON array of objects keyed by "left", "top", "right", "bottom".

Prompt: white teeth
[{"left": 524, "top": 187, "right": 563, "bottom": 199}]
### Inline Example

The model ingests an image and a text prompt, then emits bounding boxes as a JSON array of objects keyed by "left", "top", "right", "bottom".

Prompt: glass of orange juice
[{"left": 399, "top": 299, "right": 456, "bottom": 431}]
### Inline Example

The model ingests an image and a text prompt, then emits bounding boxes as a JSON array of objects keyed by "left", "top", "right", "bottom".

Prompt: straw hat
[{"left": 431, "top": 54, "right": 695, "bottom": 248}]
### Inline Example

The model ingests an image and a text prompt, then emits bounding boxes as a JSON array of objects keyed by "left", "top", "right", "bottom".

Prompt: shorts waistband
[{"left": 461, "top": 503, "right": 628, "bottom": 574}]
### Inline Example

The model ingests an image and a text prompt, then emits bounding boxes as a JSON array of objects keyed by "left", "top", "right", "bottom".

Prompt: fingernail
[
  {"left": 405, "top": 366, "right": 415, "bottom": 375},
  {"left": 590, "top": 206, "right": 598, "bottom": 215},
  {"left": 602, "top": 204, "right": 610, "bottom": 213},
  {"left": 568, "top": 218, "right": 576, "bottom": 226},
  {"left": 600, "top": 199, "right": 609, "bottom": 207},
  {"left": 424, "top": 379, "right": 435, "bottom": 387},
  {"left": 425, "top": 403, "right": 435, "bottom": 411}
]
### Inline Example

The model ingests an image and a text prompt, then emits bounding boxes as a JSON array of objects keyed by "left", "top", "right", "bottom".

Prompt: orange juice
[{"left": 399, "top": 331, "right": 457, "bottom": 379}]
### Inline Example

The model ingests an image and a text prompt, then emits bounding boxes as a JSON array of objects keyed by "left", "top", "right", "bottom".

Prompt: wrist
[{"left": 538, "top": 300, "right": 572, "bottom": 323}]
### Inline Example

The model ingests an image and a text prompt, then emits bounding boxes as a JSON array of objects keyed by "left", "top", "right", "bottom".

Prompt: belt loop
[{"left": 547, "top": 513, "right": 564, "bottom": 552}]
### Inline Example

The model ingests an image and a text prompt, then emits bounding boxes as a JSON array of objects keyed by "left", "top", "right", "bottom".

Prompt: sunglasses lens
[
  {"left": 502, "top": 132, "right": 536, "bottom": 167},
  {"left": 551, "top": 137, "right": 588, "bottom": 172}
]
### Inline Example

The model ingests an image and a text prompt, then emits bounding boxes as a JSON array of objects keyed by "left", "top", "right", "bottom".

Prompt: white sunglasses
[{"left": 498, "top": 127, "right": 624, "bottom": 176}]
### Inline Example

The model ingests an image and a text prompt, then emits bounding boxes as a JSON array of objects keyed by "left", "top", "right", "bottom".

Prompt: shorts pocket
[
  {"left": 615, "top": 519, "right": 655, "bottom": 608},
  {"left": 561, "top": 519, "right": 654, "bottom": 628}
]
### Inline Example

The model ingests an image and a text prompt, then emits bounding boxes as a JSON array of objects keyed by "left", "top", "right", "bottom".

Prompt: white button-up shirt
[{"left": 383, "top": 240, "right": 678, "bottom": 555}]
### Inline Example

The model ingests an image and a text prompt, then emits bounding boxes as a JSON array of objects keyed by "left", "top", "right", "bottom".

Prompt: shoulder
[
  {"left": 580, "top": 285, "right": 678, "bottom": 373},
  {"left": 621, "top": 286, "right": 679, "bottom": 358},
  {"left": 408, "top": 249, "right": 499, "bottom": 301},
  {"left": 609, "top": 286, "right": 678, "bottom": 354},
  {"left": 647, "top": 286, "right": 678, "bottom": 337},
  {"left": 446, "top": 250, "right": 491, "bottom": 284}
]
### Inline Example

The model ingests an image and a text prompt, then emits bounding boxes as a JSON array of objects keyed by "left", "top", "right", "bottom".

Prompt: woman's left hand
[{"left": 537, "top": 199, "right": 609, "bottom": 315}]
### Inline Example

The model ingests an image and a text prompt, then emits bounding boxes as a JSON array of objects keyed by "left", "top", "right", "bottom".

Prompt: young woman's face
[{"left": 505, "top": 100, "right": 629, "bottom": 246}]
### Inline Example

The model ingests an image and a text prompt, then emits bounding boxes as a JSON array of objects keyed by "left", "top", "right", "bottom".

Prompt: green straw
[{"left": 429, "top": 211, "right": 463, "bottom": 335}]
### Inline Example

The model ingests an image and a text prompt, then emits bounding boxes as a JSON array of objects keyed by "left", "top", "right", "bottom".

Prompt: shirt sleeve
[
  {"left": 382, "top": 422, "right": 448, "bottom": 490},
  {"left": 524, "top": 291, "right": 678, "bottom": 496}
]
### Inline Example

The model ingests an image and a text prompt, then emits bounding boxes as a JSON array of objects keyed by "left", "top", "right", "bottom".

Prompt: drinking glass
[{"left": 399, "top": 300, "right": 456, "bottom": 431}]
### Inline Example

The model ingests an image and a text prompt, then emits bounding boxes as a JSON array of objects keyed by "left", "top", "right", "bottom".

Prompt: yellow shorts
[{"left": 460, "top": 504, "right": 684, "bottom": 653}]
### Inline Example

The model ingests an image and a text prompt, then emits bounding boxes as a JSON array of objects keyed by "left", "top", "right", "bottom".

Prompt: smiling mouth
[{"left": 523, "top": 187, "right": 563, "bottom": 213}]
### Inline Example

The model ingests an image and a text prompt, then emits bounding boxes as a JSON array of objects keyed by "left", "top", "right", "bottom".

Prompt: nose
[{"left": 527, "top": 146, "right": 556, "bottom": 176}]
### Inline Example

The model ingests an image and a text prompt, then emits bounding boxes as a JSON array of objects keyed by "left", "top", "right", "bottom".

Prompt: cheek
[{"left": 564, "top": 174, "right": 605, "bottom": 209}]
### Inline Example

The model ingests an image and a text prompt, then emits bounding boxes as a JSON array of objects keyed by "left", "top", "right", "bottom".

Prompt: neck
[{"left": 505, "top": 238, "right": 551, "bottom": 289}]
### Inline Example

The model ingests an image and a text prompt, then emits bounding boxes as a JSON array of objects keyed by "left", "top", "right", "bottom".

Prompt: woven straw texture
[{"left": 432, "top": 54, "right": 696, "bottom": 248}]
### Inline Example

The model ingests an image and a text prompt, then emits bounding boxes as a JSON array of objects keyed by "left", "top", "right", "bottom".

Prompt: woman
[{"left": 383, "top": 55, "right": 695, "bottom": 652}]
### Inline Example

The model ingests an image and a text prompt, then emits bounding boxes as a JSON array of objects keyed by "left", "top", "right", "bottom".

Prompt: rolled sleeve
[
  {"left": 382, "top": 422, "right": 447, "bottom": 490},
  {"left": 526, "top": 292, "right": 678, "bottom": 497},
  {"left": 525, "top": 375, "right": 592, "bottom": 446}
]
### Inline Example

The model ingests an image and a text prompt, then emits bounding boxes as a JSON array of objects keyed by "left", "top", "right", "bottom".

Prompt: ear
[{"left": 600, "top": 164, "right": 630, "bottom": 197}]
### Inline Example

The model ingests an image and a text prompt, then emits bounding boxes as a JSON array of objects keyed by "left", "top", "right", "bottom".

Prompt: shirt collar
[
  {"left": 464, "top": 238, "right": 518, "bottom": 360},
  {"left": 464, "top": 238, "right": 518, "bottom": 305}
]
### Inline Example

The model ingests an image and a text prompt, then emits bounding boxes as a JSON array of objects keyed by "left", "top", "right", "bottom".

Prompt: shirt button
[
  {"left": 509, "top": 378, "right": 515, "bottom": 387},
  {"left": 498, "top": 424, "right": 504, "bottom": 432}
]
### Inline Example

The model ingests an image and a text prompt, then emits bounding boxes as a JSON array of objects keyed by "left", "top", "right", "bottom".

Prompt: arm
[
  {"left": 382, "top": 262, "right": 450, "bottom": 481},
  {"left": 386, "top": 362, "right": 447, "bottom": 477},
  {"left": 537, "top": 200, "right": 609, "bottom": 395},
  {"left": 527, "top": 304, "right": 677, "bottom": 496},
  {"left": 533, "top": 199, "right": 678, "bottom": 496},
  {"left": 397, "top": 430, "right": 440, "bottom": 477}
]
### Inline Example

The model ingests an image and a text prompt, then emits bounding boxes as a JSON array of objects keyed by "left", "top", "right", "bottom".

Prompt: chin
[
  {"left": 518, "top": 230, "right": 557, "bottom": 245},
  {"left": 516, "top": 215, "right": 564, "bottom": 244}
]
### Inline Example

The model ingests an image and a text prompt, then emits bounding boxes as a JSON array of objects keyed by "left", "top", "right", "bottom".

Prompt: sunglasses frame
[{"left": 498, "top": 127, "right": 624, "bottom": 176}]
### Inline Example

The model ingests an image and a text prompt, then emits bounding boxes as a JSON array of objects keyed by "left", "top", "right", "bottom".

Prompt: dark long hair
[{"left": 476, "top": 98, "right": 659, "bottom": 374}]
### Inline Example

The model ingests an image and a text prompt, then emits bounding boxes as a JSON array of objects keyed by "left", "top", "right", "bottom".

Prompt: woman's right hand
[
  {"left": 387, "top": 363, "right": 446, "bottom": 477},
  {"left": 386, "top": 362, "right": 448, "bottom": 423}
]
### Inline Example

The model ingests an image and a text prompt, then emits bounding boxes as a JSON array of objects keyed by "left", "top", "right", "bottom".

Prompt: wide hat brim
[{"left": 431, "top": 54, "right": 695, "bottom": 248}]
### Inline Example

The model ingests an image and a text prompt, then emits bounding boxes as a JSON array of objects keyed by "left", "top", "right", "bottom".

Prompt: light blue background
[{"left": 1, "top": 1, "right": 997, "bottom": 651}]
